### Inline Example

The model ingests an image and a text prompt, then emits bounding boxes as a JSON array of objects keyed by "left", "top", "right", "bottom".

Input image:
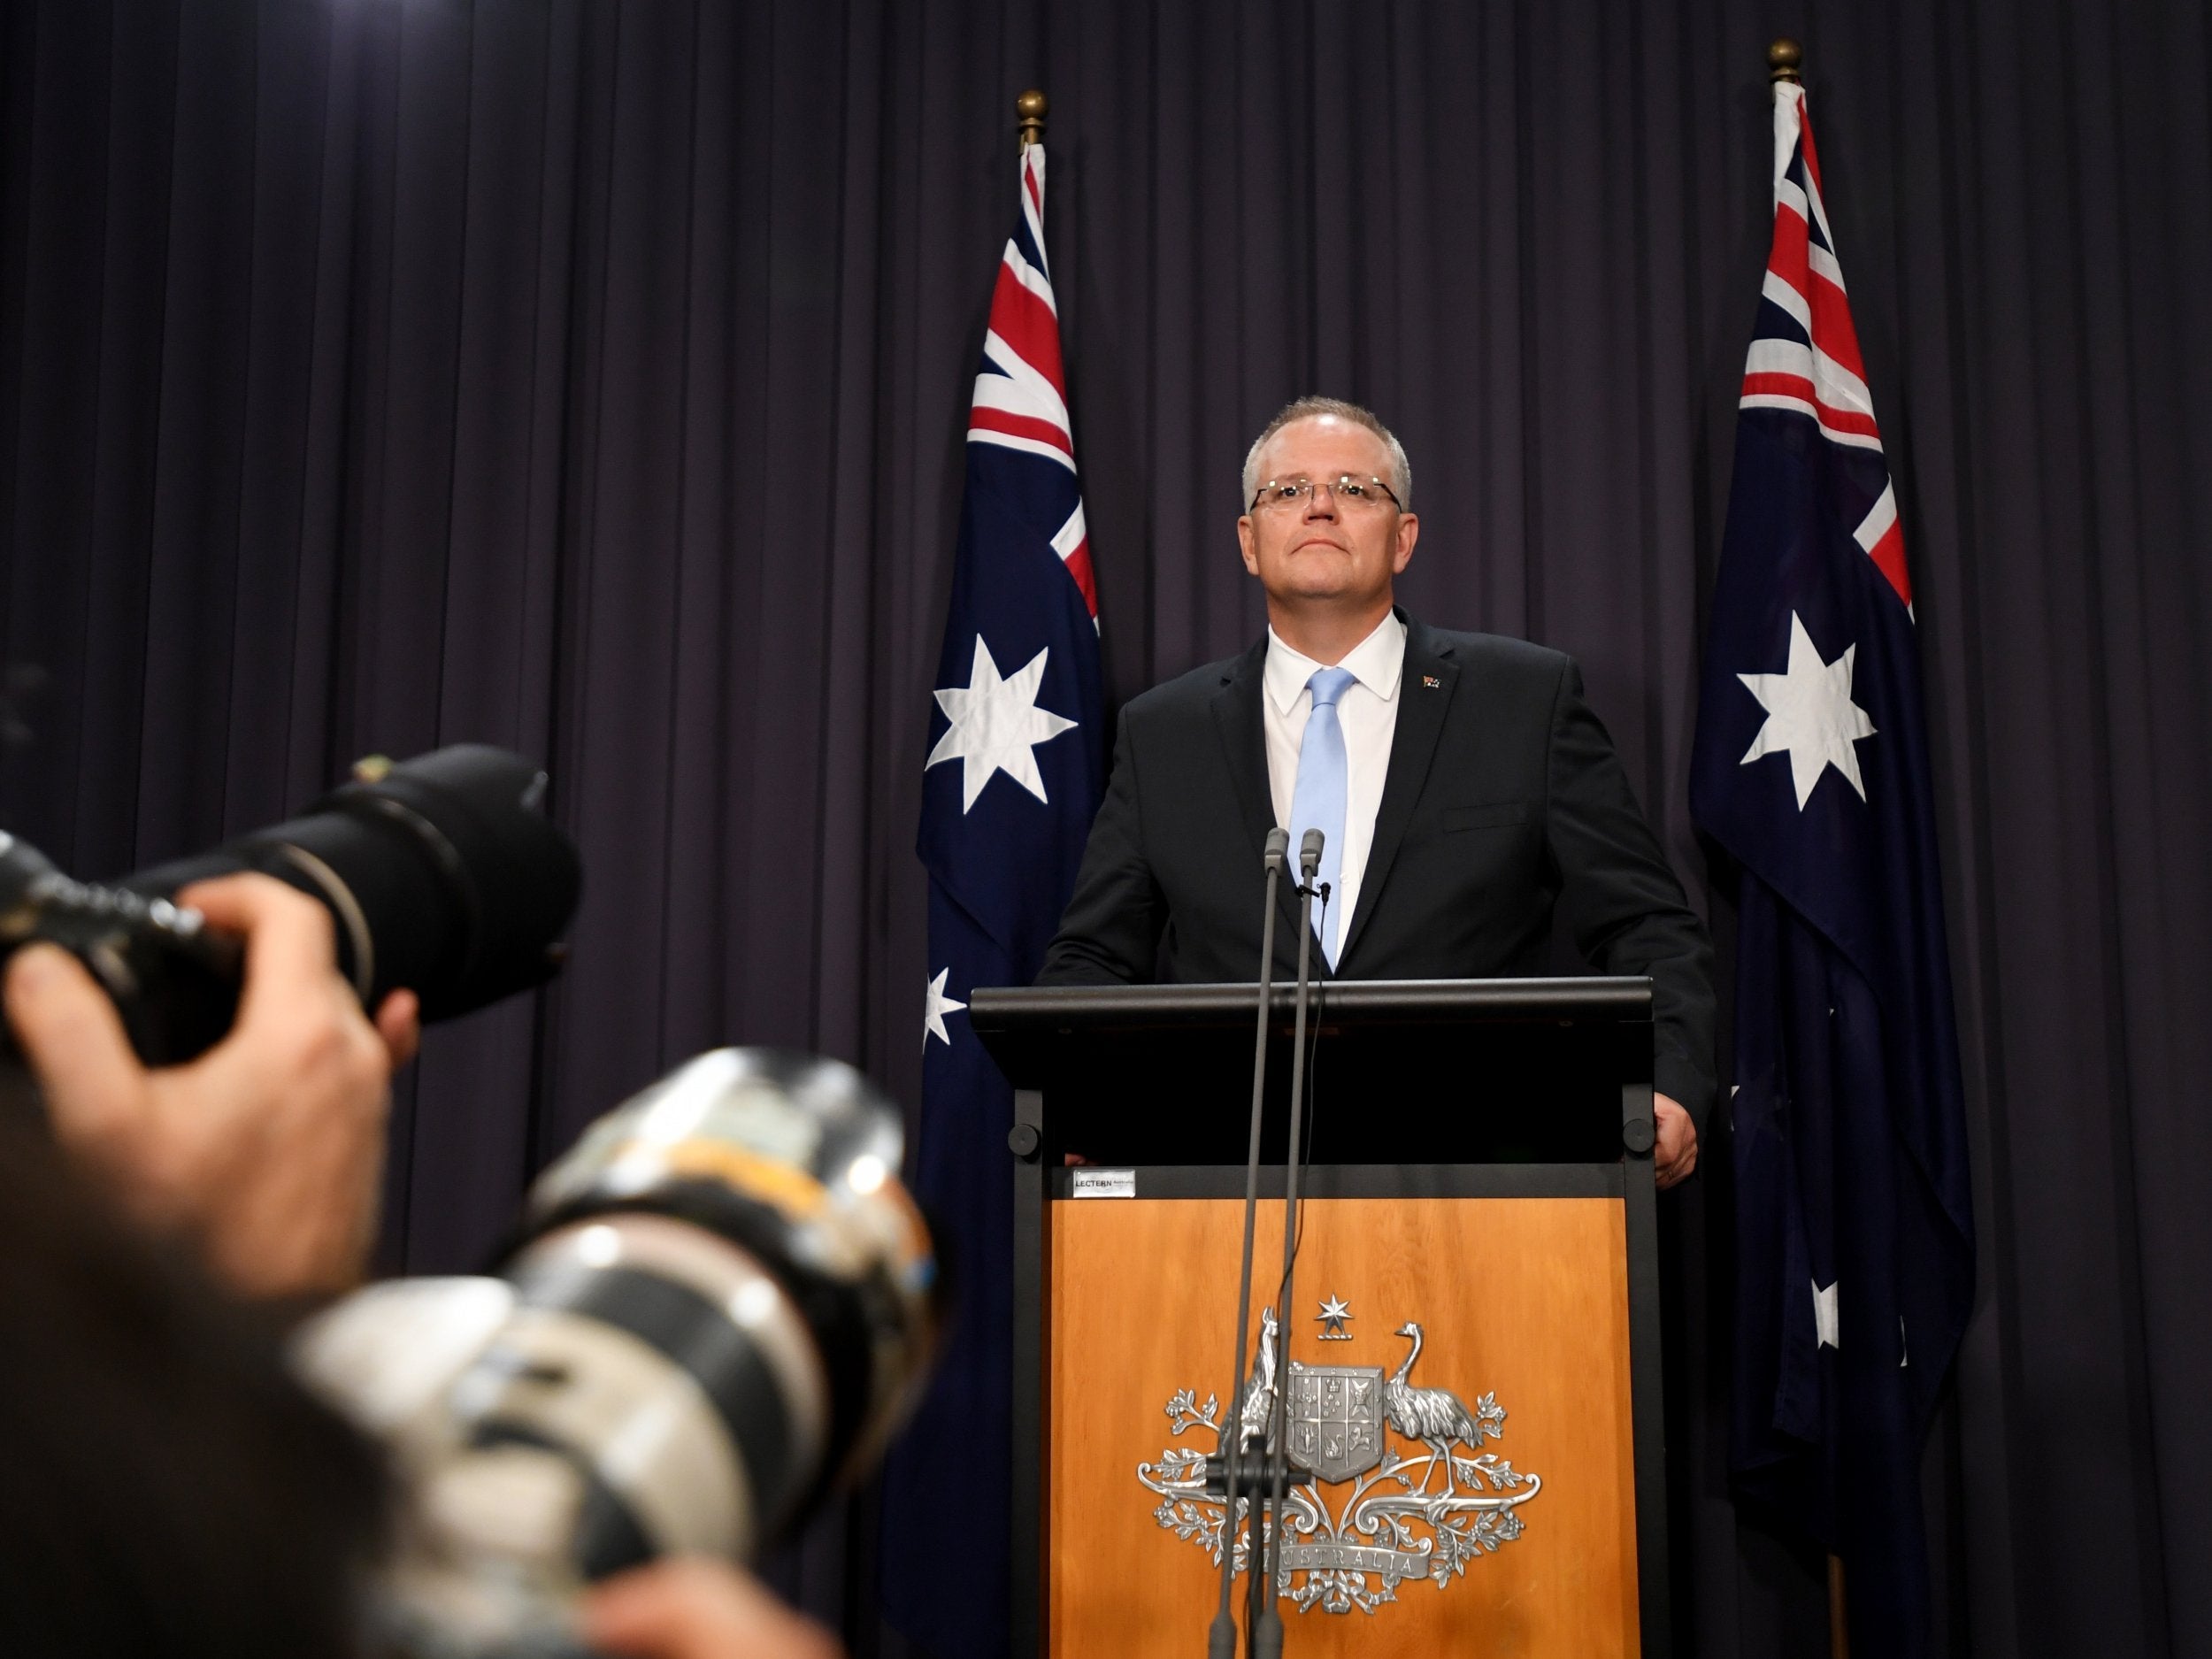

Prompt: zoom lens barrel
[
  {"left": 296, "top": 1048, "right": 941, "bottom": 1601},
  {"left": 128, "top": 744, "right": 580, "bottom": 1024}
]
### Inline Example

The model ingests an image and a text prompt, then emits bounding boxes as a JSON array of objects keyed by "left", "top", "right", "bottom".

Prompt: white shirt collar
[{"left": 1263, "top": 611, "right": 1408, "bottom": 714}]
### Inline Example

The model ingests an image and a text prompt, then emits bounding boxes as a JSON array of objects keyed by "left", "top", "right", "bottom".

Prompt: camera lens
[
  {"left": 299, "top": 1048, "right": 940, "bottom": 1585},
  {"left": 128, "top": 745, "right": 580, "bottom": 1021}
]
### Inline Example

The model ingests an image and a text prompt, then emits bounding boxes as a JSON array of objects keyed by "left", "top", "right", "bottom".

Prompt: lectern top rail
[{"left": 971, "top": 975, "right": 1652, "bottom": 1030}]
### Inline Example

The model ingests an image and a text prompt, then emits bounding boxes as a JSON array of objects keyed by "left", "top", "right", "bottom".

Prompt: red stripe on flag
[
  {"left": 1809, "top": 271, "right": 1868, "bottom": 382},
  {"left": 967, "top": 405, "right": 1073, "bottom": 455},
  {"left": 1798, "top": 97, "right": 1826, "bottom": 196},
  {"left": 1738, "top": 373, "right": 1884, "bottom": 442},
  {"left": 988, "top": 262, "right": 1066, "bottom": 389},
  {"left": 1742, "top": 371, "right": 1816, "bottom": 402},
  {"left": 1062, "top": 537, "right": 1098, "bottom": 618},
  {"left": 1768, "top": 203, "right": 1811, "bottom": 301},
  {"left": 1024, "top": 161, "right": 1042, "bottom": 221},
  {"left": 1864, "top": 518, "right": 1911, "bottom": 606},
  {"left": 1816, "top": 402, "right": 1881, "bottom": 441}
]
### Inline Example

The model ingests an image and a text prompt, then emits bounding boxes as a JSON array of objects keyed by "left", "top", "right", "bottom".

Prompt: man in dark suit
[{"left": 1039, "top": 396, "right": 1714, "bottom": 1186}]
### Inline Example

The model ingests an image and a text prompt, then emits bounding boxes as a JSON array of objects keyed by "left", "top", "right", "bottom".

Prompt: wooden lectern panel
[{"left": 1045, "top": 1196, "right": 1638, "bottom": 1656}]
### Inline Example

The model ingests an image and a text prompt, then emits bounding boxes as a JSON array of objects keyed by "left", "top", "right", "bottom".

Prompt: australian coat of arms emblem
[{"left": 1136, "top": 1307, "right": 1541, "bottom": 1615}]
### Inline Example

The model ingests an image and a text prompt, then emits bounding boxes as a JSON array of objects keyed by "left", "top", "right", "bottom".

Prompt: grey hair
[{"left": 1240, "top": 396, "right": 1412, "bottom": 511}]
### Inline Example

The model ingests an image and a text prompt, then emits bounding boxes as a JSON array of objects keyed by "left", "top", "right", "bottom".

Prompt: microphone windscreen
[
  {"left": 1263, "top": 827, "right": 1290, "bottom": 870},
  {"left": 1300, "top": 827, "right": 1325, "bottom": 875}
]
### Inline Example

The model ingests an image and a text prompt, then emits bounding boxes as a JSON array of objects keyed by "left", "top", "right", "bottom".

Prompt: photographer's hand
[
  {"left": 582, "top": 1559, "right": 842, "bottom": 1659},
  {"left": 2, "top": 873, "right": 420, "bottom": 1297}
]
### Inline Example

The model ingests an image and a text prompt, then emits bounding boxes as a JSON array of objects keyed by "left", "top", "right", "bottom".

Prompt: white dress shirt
[{"left": 1262, "top": 611, "right": 1406, "bottom": 949}]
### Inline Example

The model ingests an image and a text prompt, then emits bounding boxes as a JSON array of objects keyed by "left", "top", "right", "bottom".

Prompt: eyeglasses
[{"left": 1248, "top": 474, "right": 1402, "bottom": 513}]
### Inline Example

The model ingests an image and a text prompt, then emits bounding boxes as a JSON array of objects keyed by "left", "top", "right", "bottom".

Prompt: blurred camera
[
  {"left": 0, "top": 745, "right": 581, "bottom": 1067},
  {"left": 296, "top": 1047, "right": 941, "bottom": 1657}
]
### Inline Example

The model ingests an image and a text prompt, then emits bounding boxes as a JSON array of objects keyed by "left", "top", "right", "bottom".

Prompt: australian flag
[
  {"left": 1689, "top": 81, "right": 1975, "bottom": 1654},
  {"left": 879, "top": 140, "right": 1104, "bottom": 1659}
]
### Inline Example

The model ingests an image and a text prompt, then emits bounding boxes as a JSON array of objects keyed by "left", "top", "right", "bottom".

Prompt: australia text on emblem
[{"left": 1135, "top": 1310, "right": 1541, "bottom": 1616}]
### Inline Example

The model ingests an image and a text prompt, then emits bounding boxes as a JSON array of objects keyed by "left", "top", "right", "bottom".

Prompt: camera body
[{"left": 0, "top": 832, "right": 243, "bottom": 1064}]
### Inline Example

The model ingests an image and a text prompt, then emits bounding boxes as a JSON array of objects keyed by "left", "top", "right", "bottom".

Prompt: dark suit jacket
[{"left": 1037, "top": 611, "right": 1717, "bottom": 1124}]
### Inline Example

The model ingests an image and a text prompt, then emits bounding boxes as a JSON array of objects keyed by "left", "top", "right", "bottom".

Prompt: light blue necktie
[{"left": 1287, "top": 665, "right": 1356, "bottom": 969}]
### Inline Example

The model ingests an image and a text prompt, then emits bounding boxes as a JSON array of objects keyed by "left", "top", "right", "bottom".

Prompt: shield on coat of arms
[{"left": 1283, "top": 1363, "right": 1386, "bottom": 1483}]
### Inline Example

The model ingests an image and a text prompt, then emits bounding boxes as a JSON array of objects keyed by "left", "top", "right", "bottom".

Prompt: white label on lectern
[{"left": 1071, "top": 1168, "right": 1136, "bottom": 1198}]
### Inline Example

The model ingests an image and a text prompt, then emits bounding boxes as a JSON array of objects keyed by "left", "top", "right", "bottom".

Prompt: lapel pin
[{"left": 1422, "top": 674, "right": 1441, "bottom": 689}]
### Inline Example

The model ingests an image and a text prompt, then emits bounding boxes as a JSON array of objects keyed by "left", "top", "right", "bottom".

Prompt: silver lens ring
[{"left": 268, "top": 842, "right": 376, "bottom": 1001}]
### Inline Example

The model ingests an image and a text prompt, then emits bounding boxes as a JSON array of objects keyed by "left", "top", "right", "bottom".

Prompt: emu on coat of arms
[{"left": 1135, "top": 1310, "right": 1542, "bottom": 1616}]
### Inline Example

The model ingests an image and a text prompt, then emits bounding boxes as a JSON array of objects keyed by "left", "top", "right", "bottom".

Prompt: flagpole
[
  {"left": 1762, "top": 41, "right": 1855, "bottom": 1659},
  {"left": 1018, "top": 88, "right": 1048, "bottom": 150},
  {"left": 1771, "top": 29, "right": 1854, "bottom": 1659}
]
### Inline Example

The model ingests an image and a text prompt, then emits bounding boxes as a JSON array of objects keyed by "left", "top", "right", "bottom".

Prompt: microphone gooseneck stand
[
  {"left": 1207, "top": 827, "right": 1290, "bottom": 1659},
  {"left": 1248, "top": 828, "right": 1325, "bottom": 1659}
]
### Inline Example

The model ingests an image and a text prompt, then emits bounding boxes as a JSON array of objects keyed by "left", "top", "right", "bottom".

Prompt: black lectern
[{"left": 973, "top": 977, "right": 1670, "bottom": 1659}]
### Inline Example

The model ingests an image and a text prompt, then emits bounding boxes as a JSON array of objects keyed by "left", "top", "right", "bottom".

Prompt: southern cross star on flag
[
  {"left": 879, "top": 139, "right": 1103, "bottom": 1659},
  {"left": 1689, "top": 80, "right": 1974, "bottom": 1655}
]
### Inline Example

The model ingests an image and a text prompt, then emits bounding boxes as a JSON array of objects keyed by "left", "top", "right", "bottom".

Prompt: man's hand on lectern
[{"left": 1653, "top": 1094, "right": 1696, "bottom": 1189}]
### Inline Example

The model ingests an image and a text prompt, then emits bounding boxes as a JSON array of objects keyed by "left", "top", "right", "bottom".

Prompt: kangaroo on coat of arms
[{"left": 1136, "top": 1309, "right": 1541, "bottom": 1616}]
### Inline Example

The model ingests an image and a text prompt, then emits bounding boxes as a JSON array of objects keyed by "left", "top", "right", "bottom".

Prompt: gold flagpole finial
[
  {"left": 1769, "top": 39, "right": 1803, "bottom": 83},
  {"left": 1017, "top": 89, "right": 1048, "bottom": 150}
]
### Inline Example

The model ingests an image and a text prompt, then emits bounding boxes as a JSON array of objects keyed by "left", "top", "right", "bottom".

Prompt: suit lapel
[
  {"left": 1339, "top": 614, "right": 1458, "bottom": 965},
  {"left": 1210, "top": 638, "right": 1302, "bottom": 942}
]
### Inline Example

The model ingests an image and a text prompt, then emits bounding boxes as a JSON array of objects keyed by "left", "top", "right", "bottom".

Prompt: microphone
[
  {"left": 1208, "top": 827, "right": 1290, "bottom": 1659},
  {"left": 1251, "top": 828, "right": 1325, "bottom": 1659}
]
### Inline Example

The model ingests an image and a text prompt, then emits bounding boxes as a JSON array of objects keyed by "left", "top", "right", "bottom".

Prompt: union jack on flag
[
  {"left": 964, "top": 150, "right": 1097, "bottom": 618},
  {"left": 1733, "top": 82, "right": 1909, "bottom": 608},
  {"left": 1690, "top": 81, "right": 1973, "bottom": 1655},
  {"left": 879, "top": 139, "right": 1103, "bottom": 1659}
]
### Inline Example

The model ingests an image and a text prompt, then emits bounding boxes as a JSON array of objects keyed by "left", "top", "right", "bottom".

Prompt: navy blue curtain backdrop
[{"left": 2, "top": 3, "right": 2206, "bottom": 1655}]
